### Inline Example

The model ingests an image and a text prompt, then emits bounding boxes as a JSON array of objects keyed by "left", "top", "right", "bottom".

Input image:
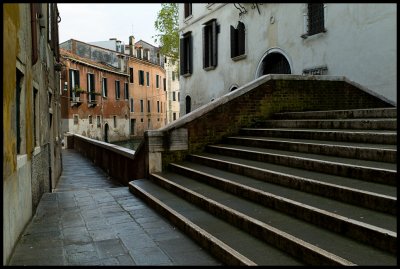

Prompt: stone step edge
[
  {"left": 224, "top": 136, "right": 396, "bottom": 163},
  {"left": 169, "top": 163, "right": 397, "bottom": 254},
  {"left": 272, "top": 108, "right": 397, "bottom": 119},
  {"left": 188, "top": 154, "right": 396, "bottom": 215},
  {"left": 150, "top": 173, "right": 355, "bottom": 266},
  {"left": 206, "top": 145, "right": 396, "bottom": 185},
  {"left": 128, "top": 180, "right": 257, "bottom": 266}
]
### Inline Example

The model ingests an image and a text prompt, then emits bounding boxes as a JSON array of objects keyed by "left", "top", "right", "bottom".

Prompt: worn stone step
[
  {"left": 239, "top": 128, "right": 397, "bottom": 145},
  {"left": 149, "top": 172, "right": 396, "bottom": 265},
  {"left": 168, "top": 162, "right": 396, "bottom": 253},
  {"left": 187, "top": 153, "right": 396, "bottom": 215},
  {"left": 223, "top": 136, "right": 396, "bottom": 163},
  {"left": 272, "top": 108, "right": 397, "bottom": 120},
  {"left": 256, "top": 118, "right": 397, "bottom": 130},
  {"left": 206, "top": 144, "right": 396, "bottom": 185},
  {"left": 129, "top": 179, "right": 303, "bottom": 265}
]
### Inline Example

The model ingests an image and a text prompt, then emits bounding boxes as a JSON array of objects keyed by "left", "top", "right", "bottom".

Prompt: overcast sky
[{"left": 58, "top": 3, "right": 162, "bottom": 46}]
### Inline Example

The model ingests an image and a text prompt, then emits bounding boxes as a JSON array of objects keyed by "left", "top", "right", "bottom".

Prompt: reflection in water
[{"left": 111, "top": 138, "right": 143, "bottom": 151}]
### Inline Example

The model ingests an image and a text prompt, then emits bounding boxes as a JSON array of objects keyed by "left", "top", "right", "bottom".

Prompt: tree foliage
[{"left": 153, "top": 3, "right": 179, "bottom": 60}]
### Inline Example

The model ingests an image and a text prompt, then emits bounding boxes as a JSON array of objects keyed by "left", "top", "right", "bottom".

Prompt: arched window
[
  {"left": 185, "top": 96, "right": 191, "bottom": 114},
  {"left": 259, "top": 52, "right": 291, "bottom": 76}
]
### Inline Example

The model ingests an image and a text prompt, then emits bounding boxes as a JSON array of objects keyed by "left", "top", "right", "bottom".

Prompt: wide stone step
[
  {"left": 168, "top": 162, "right": 396, "bottom": 253},
  {"left": 256, "top": 118, "right": 397, "bottom": 130},
  {"left": 129, "top": 179, "right": 304, "bottom": 265},
  {"left": 239, "top": 128, "right": 397, "bottom": 145},
  {"left": 223, "top": 136, "right": 396, "bottom": 163},
  {"left": 148, "top": 172, "right": 396, "bottom": 265},
  {"left": 187, "top": 153, "right": 396, "bottom": 214},
  {"left": 205, "top": 144, "right": 396, "bottom": 185},
  {"left": 272, "top": 108, "right": 397, "bottom": 120}
]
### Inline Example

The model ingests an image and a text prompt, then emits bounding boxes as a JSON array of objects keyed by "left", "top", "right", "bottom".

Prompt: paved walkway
[{"left": 8, "top": 149, "right": 221, "bottom": 266}]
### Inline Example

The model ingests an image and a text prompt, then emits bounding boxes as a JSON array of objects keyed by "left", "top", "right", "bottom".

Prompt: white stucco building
[
  {"left": 178, "top": 3, "right": 396, "bottom": 115},
  {"left": 165, "top": 56, "right": 181, "bottom": 123}
]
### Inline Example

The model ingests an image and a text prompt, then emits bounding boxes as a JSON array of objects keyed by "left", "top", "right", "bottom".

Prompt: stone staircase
[{"left": 129, "top": 107, "right": 397, "bottom": 265}]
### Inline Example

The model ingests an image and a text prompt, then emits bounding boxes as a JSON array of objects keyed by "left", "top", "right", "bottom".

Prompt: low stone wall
[
  {"left": 142, "top": 75, "right": 395, "bottom": 176},
  {"left": 68, "top": 133, "right": 145, "bottom": 185}
]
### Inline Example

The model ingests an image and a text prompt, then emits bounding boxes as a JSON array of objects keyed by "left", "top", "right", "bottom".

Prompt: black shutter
[
  {"left": 230, "top": 25, "right": 237, "bottom": 58},
  {"left": 211, "top": 20, "right": 217, "bottom": 67},
  {"left": 238, "top": 22, "right": 245, "bottom": 56},
  {"left": 69, "top": 69, "right": 73, "bottom": 98},
  {"left": 30, "top": 3, "right": 39, "bottom": 65},
  {"left": 202, "top": 27, "right": 206, "bottom": 69},
  {"left": 76, "top": 70, "right": 80, "bottom": 87},
  {"left": 188, "top": 35, "right": 193, "bottom": 74},
  {"left": 180, "top": 37, "right": 185, "bottom": 74}
]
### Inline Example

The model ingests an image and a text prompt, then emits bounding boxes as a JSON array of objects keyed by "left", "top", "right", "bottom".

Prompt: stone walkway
[{"left": 8, "top": 149, "right": 221, "bottom": 265}]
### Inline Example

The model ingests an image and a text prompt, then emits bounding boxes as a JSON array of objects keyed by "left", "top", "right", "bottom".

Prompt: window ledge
[
  {"left": 203, "top": 66, "right": 216, "bottom": 71},
  {"left": 301, "top": 29, "right": 327, "bottom": 39},
  {"left": 184, "top": 15, "right": 193, "bottom": 23},
  {"left": 182, "top": 73, "right": 191, "bottom": 78},
  {"left": 232, "top": 54, "right": 247, "bottom": 61},
  {"left": 17, "top": 154, "right": 28, "bottom": 169}
]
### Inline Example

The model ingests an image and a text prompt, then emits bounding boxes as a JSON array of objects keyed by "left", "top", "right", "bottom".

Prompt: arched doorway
[
  {"left": 255, "top": 49, "right": 292, "bottom": 78},
  {"left": 104, "top": 123, "right": 109, "bottom": 143},
  {"left": 185, "top": 96, "right": 191, "bottom": 114}
]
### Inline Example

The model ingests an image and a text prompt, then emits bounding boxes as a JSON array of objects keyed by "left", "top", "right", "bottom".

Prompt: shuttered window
[
  {"left": 129, "top": 67, "right": 134, "bottom": 83},
  {"left": 180, "top": 32, "right": 193, "bottom": 76},
  {"left": 102, "top": 77, "right": 107, "bottom": 97},
  {"left": 184, "top": 3, "right": 192, "bottom": 18},
  {"left": 115, "top": 80, "right": 120, "bottom": 100},
  {"left": 69, "top": 69, "right": 80, "bottom": 99},
  {"left": 139, "top": 70, "right": 145, "bottom": 85},
  {"left": 124, "top": 82, "right": 129, "bottom": 100},
  {"left": 308, "top": 4, "right": 325, "bottom": 36},
  {"left": 30, "top": 3, "right": 40, "bottom": 65},
  {"left": 87, "top": 73, "right": 95, "bottom": 102},
  {"left": 230, "top": 21, "right": 245, "bottom": 59},
  {"left": 203, "top": 19, "right": 218, "bottom": 70}
]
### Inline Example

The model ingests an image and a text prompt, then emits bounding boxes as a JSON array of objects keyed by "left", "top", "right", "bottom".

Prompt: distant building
[
  {"left": 125, "top": 36, "right": 167, "bottom": 137},
  {"left": 60, "top": 48, "right": 130, "bottom": 142},
  {"left": 164, "top": 56, "right": 180, "bottom": 123},
  {"left": 178, "top": 3, "right": 396, "bottom": 115},
  {"left": 3, "top": 3, "right": 62, "bottom": 265},
  {"left": 60, "top": 37, "right": 167, "bottom": 139}
]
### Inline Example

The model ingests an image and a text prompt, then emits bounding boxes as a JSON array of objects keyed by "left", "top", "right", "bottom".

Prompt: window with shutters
[
  {"left": 130, "top": 98, "right": 134, "bottom": 112},
  {"left": 184, "top": 3, "right": 192, "bottom": 19},
  {"left": 157, "top": 101, "right": 160, "bottom": 113},
  {"left": 148, "top": 100, "right": 151, "bottom": 112},
  {"left": 156, "top": 75, "right": 159, "bottom": 88},
  {"left": 203, "top": 19, "right": 218, "bottom": 70},
  {"left": 102, "top": 77, "right": 107, "bottom": 97},
  {"left": 129, "top": 67, "right": 134, "bottom": 83},
  {"left": 89, "top": 115, "right": 92, "bottom": 124},
  {"left": 30, "top": 3, "right": 40, "bottom": 65},
  {"left": 303, "top": 4, "right": 326, "bottom": 38},
  {"left": 173, "top": 92, "right": 176, "bottom": 101},
  {"left": 87, "top": 73, "right": 95, "bottom": 103},
  {"left": 115, "top": 80, "right": 120, "bottom": 100},
  {"left": 163, "top": 78, "right": 166, "bottom": 91},
  {"left": 97, "top": 116, "right": 101, "bottom": 127},
  {"left": 230, "top": 21, "right": 246, "bottom": 60},
  {"left": 140, "top": 100, "right": 144, "bottom": 112},
  {"left": 146, "top": 72, "right": 150, "bottom": 86},
  {"left": 180, "top": 32, "right": 193, "bottom": 76},
  {"left": 69, "top": 69, "right": 80, "bottom": 100},
  {"left": 124, "top": 82, "right": 129, "bottom": 100},
  {"left": 139, "top": 70, "right": 145, "bottom": 85}
]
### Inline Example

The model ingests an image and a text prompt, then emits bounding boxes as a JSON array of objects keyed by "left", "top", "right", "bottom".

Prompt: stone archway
[{"left": 255, "top": 48, "right": 292, "bottom": 78}]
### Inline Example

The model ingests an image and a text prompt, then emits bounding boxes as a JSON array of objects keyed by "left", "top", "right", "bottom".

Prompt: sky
[{"left": 58, "top": 3, "right": 162, "bottom": 46}]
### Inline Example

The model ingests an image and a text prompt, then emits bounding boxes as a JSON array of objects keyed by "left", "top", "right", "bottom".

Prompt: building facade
[
  {"left": 60, "top": 37, "right": 167, "bottom": 140},
  {"left": 164, "top": 56, "right": 181, "bottom": 123},
  {"left": 178, "top": 3, "right": 396, "bottom": 115},
  {"left": 3, "top": 3, "right": 62, "bottom": 264},
  {"left": 60, "top": 48, "right": 130, "bottom": 142}
]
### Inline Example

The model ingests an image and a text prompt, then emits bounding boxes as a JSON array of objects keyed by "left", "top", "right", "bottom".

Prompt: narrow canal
[{"left": 111, "top": 138, "right": 143, "bottom": 151}]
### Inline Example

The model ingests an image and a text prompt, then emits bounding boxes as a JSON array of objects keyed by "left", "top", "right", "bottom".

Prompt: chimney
[{"left": 129, "top": 35, "right": 135, "bottom": 56}]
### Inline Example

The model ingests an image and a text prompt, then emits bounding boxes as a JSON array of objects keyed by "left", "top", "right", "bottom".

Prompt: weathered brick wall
[
  {"left": 31, "top": 144, "right": 50, "bottom": 211},
  {"left": 156, "top": 76, "right": 394, "bottom": 172}
]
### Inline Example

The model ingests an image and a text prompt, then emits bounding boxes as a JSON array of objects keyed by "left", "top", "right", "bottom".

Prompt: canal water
[{"left": 111, "top": 138, "right": 143, "bottom": 151}]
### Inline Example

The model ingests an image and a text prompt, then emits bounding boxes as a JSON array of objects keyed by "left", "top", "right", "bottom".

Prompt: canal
[{"left": 111, "top": 138, "right": 143, "bottom": 151}]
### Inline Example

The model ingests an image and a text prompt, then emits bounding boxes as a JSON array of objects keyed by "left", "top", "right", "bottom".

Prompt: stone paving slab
[{"left": 8, "top": 149, "right": 221, "bottom": 266}]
